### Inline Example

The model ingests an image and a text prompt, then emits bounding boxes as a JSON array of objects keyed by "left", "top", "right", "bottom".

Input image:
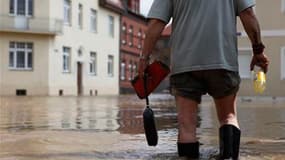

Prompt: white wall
[
  {"left": 48, "top": 0, "right": 120, "bottom": 96},
  {"left": 0, "top": 0, "right": 120, "bottom": 96}
]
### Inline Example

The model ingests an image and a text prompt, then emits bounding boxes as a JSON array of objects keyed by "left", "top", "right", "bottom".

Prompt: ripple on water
[{"left": 1, "top": 95, "right": 285, "bottom": 159}]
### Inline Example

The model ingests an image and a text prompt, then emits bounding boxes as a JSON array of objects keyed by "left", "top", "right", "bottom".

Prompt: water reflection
[
  {"left": 0, "top": 95, "right": 179, "bottom": 134},
  {"left": 1, "top": 95, "right": 285, "bottom": 159}
]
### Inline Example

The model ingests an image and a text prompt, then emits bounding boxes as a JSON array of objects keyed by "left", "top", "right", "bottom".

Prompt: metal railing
[{"left": 0, "top": 15, "right": 63, "bottom": 35}]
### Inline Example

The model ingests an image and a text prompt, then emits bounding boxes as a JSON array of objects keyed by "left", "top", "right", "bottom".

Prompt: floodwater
[{"left": 0, "top": 95, "right": 285, "bottom": 160}]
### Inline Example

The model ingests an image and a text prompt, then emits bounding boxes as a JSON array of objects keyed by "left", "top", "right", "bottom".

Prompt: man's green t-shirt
[{"left": 148, "top": 0, "right": 255, "bottom": 75}]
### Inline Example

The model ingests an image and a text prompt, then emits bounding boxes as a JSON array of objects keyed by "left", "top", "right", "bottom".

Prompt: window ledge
[
  {"left": 62, "top": 70, "right": 71, "bottom": 73},
  {"left": 8, "top": 14, "right": 33, "bottom": 18},
  {"left": 9, "top": 68, "right": 33, "bottom": 71}
]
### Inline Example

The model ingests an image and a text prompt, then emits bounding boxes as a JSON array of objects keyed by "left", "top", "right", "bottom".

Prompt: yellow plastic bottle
[{"left": 253, "top": 66, "right": 266, "bottom": 94}]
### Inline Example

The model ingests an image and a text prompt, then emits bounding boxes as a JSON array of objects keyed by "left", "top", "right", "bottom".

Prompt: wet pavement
[{"left": 0, "top": 94, "right": 285, "bottom": 160}]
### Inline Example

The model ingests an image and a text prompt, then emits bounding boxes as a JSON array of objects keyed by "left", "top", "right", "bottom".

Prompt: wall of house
[
  {"left": 119, "top": 15, "right": 147, "bottom": 93},
  {"left": 254, "top": 0, "right": 285, "bottom": 30},
  {"left": 0, "top": 0, "right": 120, "bottom": 96},
  {"left": 48, "top": 0, "right": 120, "bottom": 96},
  {"left": 0, "top": 33, "right": 50, "bottom": 96},
  {"left": 237, "top": 0, "right": 285, "bottom": 96},
  {"left": 0, "top": 0, "right": 51, "bottom": 96},
  {"left": 0, "top": 0, "right": 50, "bottom": 17}
]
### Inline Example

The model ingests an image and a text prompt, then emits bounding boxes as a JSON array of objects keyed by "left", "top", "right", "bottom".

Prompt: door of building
[{"left": 77, "top": 62, "right": 83, "bottom": 96}]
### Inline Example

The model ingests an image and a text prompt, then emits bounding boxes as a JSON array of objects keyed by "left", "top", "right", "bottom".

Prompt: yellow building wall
[
  {"left": 237, "top": 0, "right": 285, "bottom": 96},
  {"left": 0, "top": 33, "right": 50, "bottom": 95},
  {"left": 255, "top": 0, "right": 285, "bottom": 30},
  {"left": 0, "top": 0, "right": 120, "bottom": 96}
]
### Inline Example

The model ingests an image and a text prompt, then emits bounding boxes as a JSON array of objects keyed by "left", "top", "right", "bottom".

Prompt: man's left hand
[{"left": 250, "top": 53, "right": 269, "bottom": 73}]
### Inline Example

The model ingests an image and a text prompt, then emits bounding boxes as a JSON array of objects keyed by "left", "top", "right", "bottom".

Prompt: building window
[
  {"left": 121, "top": 23, "right": 127, "bottom": 45},
  {"left": 90, "top": 9, "right": 97, "bottom": 32},
  {"left": 138, "top": 29, "right": 142, "bottom": 37},
  {"left": 64, "top": 0, "right": 71, "bottom": 25},
  {"left": 127, "top": 0, "right": 139, "bottom": 13},
  {"left": 63, "top": 47, "right": 71, "bottom": 73},
  {"left": 10, "top": 0, "right": 33, "bottom": 16},
  {"left": 107, "top": 55, "right": 114, "bottom": 77},
  {"left": 138, "top": 29, "right": 142, "bottom": 49},
  {"left": 281, "top": 47, "right": 285, "bottom": 79},
  {"left": 9, "top": 42, "right": 33, "bottom": 70},
  {"left": 108, "top": 15, "right": 114, "bottom": 37},
  {"left": 120, "top": 61, "right": 126, "bottom": 80},
  {"left": 128, "top": 61, "right": 132, "bottom": 80},
  {"left": 129, "top": 25, "right": 133, "bottom": 47},
  {"left": 78, "top": 4, "right": 83, "bottom": 29},
  {"left": 238, "top": 49, "right": 252, "bottom": 79},
  {"left": 132, "top": 63, "right": 137, "bottom": 79},
  {"left": 135, "top": 0, "right": 139, "bottom": 13},
  {"left": 90, "top": 52, "right": 97, "bottom": 75}
]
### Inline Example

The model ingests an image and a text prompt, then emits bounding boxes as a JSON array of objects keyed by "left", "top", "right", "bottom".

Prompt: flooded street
[{"left": 0, "top": 95, "right": 285, "bottom": 160}]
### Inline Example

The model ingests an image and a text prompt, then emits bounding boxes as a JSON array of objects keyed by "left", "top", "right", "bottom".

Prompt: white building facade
[{"left": 0, "top": 0, "right": 120, "bottom": 96}]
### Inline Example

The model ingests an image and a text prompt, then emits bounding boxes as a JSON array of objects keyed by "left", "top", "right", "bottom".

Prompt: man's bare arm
[
  {"left": 239, "top": 7, "right": 269, "bottom": 72},
  {"left": 239, "top": 7, "right": 262, "bottom": 45},
  {"left": 138, "top": 19, "right": 167, "bottom": 76},
  {"left": 141, "top": 19, "right": 167, "bottom": 59}
]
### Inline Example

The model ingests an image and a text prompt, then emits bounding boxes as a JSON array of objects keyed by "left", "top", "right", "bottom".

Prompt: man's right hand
[
  {"left": 138, "top": 19, "right": 166, "bottom": 78},
  {"left": 138, "top": 57, "right": 149, "bottom": 78},
  {"left": 250, "top": 53, "right": 269, "bottom": 73}
]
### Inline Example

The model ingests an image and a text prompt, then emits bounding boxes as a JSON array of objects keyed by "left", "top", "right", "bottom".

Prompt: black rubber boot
[
  {"left": 232, "top": 126, "right": 241, "bottom": 159},
  {"left": 219, "top": 125, "right": 241, "bottom": 160},
  {"left": 177, "top": 142, "right": 199, "bottom": 159}
]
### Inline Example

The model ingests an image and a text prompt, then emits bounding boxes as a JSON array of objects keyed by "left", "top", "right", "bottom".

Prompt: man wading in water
[{"left": 138, "top": 0, "right": 269, "bottom": 159}]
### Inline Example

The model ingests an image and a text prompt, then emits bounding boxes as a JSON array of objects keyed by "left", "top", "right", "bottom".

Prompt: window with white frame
[
  {"left": 238, "top": 49, "right": 252, "bottom": 79},
  {"left": 90, "top": 52, "right": 97, "bottom": 75},
  {"left": 138, "top": 29, "right": 142, "bottom": 37},
  {"left": 281, "top": 47, "right": 285, "bottom": 79},
  {"left": 129, "top": 25, "right": 133, "bottom": 47},
  {"left": 108, "top": 15, "right": 114, "bottom": 37},
  {"left": 64, "top": 0, "right": 71, "bottom": 25},
  {"left": 107, "top": 55, "right": 114, "bottom": 77},
  {"left": 9, "top": 42, "right": 33, "bottom": 70},
  {"left": 90, "top": 9, "right": 97, "bottom": 32},
  {"left": 78, "top": 4, "right": 83, "bottom": 29},
  {"left": 128, "top": 62, "right": 132, "bottom": 80},
  {"left": 132, "top": 63, "right": 137, "bottom": 79},
  {"left": 120, "top": 61, "right": 126, "bottom": 80},
  {"left": 10, "top": 0, "right": 33, "bottom": 16},
  {"left": 63, "top": 47, "right": 71, "bottom": 72},
  {"left": 121, "top": 23, "right": 127, "bottom": 44},
  {"left": 138, "top": 29, "right": 142, "bottom": 49}
]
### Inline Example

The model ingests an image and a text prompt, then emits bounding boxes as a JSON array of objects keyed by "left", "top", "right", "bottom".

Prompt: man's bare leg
[
  {"left": 176, "top": 95, "right": 199, "bottom": 158},
  {"left": 176, "top": 95, "right": 199, "bottom": 142},
  {"left": 214, "top": 94, "right": 239, "bottom": 128},
  {"left": 214, "top": 94, "right": 240, "bottom": 159}
]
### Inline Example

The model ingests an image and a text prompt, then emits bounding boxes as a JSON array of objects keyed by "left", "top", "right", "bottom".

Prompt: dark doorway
[{"left": 77, "top": 62, "right": 83, "bottom": 96}]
